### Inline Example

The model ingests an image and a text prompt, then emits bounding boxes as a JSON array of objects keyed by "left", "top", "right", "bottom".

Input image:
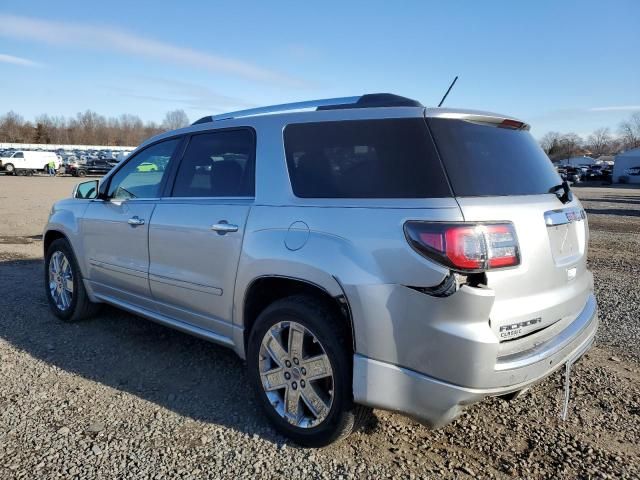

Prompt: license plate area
[{"left": 544, "top": 207, "right": 586, "bottom": 265}]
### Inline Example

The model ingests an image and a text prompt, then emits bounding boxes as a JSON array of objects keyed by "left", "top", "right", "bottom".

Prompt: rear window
[
  {"left": 284, "top": 119, "right": 451, "bottom": 198},
  {"left": 428, "top": 118, "right": 561, "bottom": 196}
]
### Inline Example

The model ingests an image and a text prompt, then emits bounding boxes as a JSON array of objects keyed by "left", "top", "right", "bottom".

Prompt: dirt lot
[{"left": 0, "top": 176, "right": 639, "bottom": 479}]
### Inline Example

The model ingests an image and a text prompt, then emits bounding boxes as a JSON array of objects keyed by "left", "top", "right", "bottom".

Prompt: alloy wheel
[
  {"left": 48, "top": 251, "right": 74, "bottom": 311},
  {"left": 258, "top": 321, "right": 334, "bottom": 428}
]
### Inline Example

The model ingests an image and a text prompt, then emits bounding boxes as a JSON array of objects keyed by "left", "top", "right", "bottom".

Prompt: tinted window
[
  {"left": 13, "top": 152, "right": 23, "bottom": 158},
  {"left": 172, "top": 129, "right": 254, "bottom": 197},
  {"left": 284, "top": 119, "right": 451, "bottom": 198},
  {"left": 107, "top": 139, "right": 179, "bottom": 200},
  {"left": 428, "top": 118, "right": 561, "bottom": 196}
]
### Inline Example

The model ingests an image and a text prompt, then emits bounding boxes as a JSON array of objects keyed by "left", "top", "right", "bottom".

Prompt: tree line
[
  {"left": 540, "top": 112, "right": 640, "bottom": 161},
  {"left": 0, "top": 109, "right": 190, "bottom": 146},
  {"left": 1, "top": 108, "right": 639, "bottom": 156}
]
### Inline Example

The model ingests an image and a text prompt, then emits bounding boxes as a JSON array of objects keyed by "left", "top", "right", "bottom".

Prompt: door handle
[
  {"left": 127, "top": 216, "right": 145, "bottom": 226},
  {"left": 211, "top": 221, "right": 238, "bottom": 235}
]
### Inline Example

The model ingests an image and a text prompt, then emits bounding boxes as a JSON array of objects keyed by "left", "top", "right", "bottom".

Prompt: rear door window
[
  {"left": 284, "top": 119, "right": 451, "bottom": 198},
  {"left": 427, "top": 118, "right": 561, "bottom": 196},
  {"left": 171, "top": 129, "right": 255, "bottom": 197}
]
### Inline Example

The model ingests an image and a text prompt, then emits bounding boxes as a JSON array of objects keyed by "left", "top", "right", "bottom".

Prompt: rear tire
[
  {"left": 247, "top": 295, "right": 370, "bottom": 447},
  {"left": 77, "top": 169, "right": 87, "bottom": 177},
  {"left": 44, "top": 238, "right": 101, "bottom": 322}
]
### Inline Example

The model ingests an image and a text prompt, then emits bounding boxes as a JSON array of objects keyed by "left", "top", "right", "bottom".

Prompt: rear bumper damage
[{"left": 352, "top": 293, "right": 598, "bottom": 427}]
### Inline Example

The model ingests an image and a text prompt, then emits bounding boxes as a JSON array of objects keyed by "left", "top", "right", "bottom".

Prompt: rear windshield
[
  {"left": 428, "top": 118, "right": 561, "bottom": 196},
  {"left": 284, "top": 119, "right": 451, "bottom": 198}
]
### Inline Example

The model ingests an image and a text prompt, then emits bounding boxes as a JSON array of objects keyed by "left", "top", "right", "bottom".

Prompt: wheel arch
[
  {"left": 238, "top": 275, "right": 355, "bottom": 360},
  {"left": 43, "top": 229, "right": 68, "bottom": 256}
]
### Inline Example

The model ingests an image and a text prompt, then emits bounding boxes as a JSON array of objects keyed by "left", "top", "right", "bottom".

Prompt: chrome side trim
[
  {"left": 92, "top": 292, "right": 235, "bottom": 348},
  {"left": 88, "top": 258, "right": 147, "bottom": 279},
  {"left": 495, "top": 295, "right": 596, "bottom": 371},
  {"left": 149, "top": 273, "right": 223, "bottom": 296}
]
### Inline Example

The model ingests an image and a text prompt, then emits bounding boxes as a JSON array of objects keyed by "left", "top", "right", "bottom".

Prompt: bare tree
[
  {"left": 619, "top": 112, "right": 640, "bottom": 150},
  {"left": 0, "top": 111, "right": 26, "bottom": 142},
  {"left": 162, "top": 110, "right": 190, "bottom": 131},
  {"left": 586, "top": 128, "right": 613, "bottom": 157},
  {"left": 0, "top": 110, "right": 166, "bottom": 146},
  {"left": 540, "top": 131, "right": 562, "bottom": 155},
  {"left": 540, "top": 132, "right": 584, "bottom": 161}
]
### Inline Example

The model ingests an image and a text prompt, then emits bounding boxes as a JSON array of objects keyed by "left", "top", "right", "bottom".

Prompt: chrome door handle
[
  {"left": 127, "top": 216, "right": 145, "bottom": 226},
  {"left": 211, "top": 221, "right": 238, "bottom": 234}
]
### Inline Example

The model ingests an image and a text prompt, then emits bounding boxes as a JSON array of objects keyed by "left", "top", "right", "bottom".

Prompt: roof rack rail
[{"left": 191, "top": 93, "right": 422, "bottom": 125}]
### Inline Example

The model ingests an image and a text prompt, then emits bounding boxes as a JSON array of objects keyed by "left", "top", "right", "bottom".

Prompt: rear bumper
[{"left": 352, "top": 294, "right": 598, "bottom": 427}]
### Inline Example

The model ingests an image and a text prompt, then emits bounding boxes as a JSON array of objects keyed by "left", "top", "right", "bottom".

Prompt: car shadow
[
  {"left": 0, "top": 258, "right": 294, "bottom": 446},
  {"left": 0, "top": 234, "right": 42, "bottom": 244},
  {"left": 580, "top": 197, "right": 640, "bottom": 206},
  {"left": 585, "top": 207, "right": 640, "bottom": 217}
]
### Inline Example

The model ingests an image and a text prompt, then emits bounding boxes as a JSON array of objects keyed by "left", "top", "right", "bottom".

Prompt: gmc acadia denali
[{"left": 43, "top": 94, "right": 598, "bottom": 446}]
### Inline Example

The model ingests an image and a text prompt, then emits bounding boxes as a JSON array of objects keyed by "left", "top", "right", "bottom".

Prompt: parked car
[
  {"left": 0, "top": 150, "right": 59, "bottom": 175},
  {"left": 116, "top": 151, "right": 131, "bottom": 163},
  {"left": 43, "top": 94, "right": 598, "bottom": 446},
  {"left": 136, "top": 161, "right": 159, "bottom": 172},
  {"left": 565, "top": 167, "right": 582, "bottom": 183},
  {"left": 555, "top": 166, "right": 567, "bottom": 180},
  {"left": 68, "top": 159, "right": 114, "bottom": 177}
]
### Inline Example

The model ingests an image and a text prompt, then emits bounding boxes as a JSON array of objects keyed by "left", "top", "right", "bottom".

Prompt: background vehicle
[
  {"left": 44, "top": 94, "right": 597, "bottom": 447},
  {"left": 565, "top": 167, "right": 582, "bottom": 183},
  {"left": 69, "top": 158, "right": 115, "bottom": 177},
  {"left": 136, "top": 161, "right": 158, "bottom": 172},
  {"left": 0, "top": 150, "right": 59, "bottom": 175}
]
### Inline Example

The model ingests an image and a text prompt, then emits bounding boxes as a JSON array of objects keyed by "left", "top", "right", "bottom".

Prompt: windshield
[{"left": 427, "top": 118, "right": 561, "bottom": 196}]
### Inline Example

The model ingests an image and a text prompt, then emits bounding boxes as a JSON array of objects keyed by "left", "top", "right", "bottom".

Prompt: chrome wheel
[
  {"left": 259, "top": 321, "right": 334, "bottom": 428},
  {"left": 48, "top": 251, "right": 73, "bottom": 311}
]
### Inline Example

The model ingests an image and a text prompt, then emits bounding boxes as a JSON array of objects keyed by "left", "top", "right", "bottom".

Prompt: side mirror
[{"left": 73, "top": 180, "right": 99, "bottom": 199}]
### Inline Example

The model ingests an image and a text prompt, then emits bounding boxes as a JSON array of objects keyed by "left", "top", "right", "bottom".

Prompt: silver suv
[{"left": 43, "top": 94, "right": 598, "bottom": 446}]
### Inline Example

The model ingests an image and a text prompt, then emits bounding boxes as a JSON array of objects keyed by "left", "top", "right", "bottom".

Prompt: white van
[{"left": 0, "top": 151, "right": 60, "bottom": 175}]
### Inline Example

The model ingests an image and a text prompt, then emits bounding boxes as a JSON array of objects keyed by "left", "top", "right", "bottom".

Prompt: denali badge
[
  {"left": 499, "top": 317, "right": 542, "bottom": 339},
  {"left": 565, "top": 209, "right": 585, "bottom": 223}
]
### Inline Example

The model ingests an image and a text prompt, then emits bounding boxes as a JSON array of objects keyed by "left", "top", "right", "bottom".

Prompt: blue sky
[{"left": 0, "top": 1, "right": 638, "bottom": 138}]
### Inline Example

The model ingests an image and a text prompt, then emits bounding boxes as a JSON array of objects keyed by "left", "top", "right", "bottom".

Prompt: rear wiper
[{"left": 549, "top": 181, "right": 573, "bottom": 204}]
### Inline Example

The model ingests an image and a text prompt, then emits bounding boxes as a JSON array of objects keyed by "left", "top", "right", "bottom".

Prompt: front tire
[
  {"left": 4, "top": 163, "right": 14, "bottom": 175},
  {"left": 45, "top": 238, "right": 100, "bottom": 322},
  {"left": 247, "top": 295, "right": 369, "bottom": 447}
]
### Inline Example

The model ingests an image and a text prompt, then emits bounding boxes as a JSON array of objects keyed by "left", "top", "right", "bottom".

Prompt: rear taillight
[{"left": 404, "top": 222, "right": 520, "bottom": 272}]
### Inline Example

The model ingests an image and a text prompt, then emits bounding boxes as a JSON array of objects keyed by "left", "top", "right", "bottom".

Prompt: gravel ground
[{"left": 0, "top": 177, "right": 639, "bottom": 479}]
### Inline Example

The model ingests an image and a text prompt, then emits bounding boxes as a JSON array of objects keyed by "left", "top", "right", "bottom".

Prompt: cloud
[
  {"left": 0, "top": 53, "right": 42, "bottom": 67},
  {"left": 588, "top": 106, "right": 640, "bottom": 112},
  {"left": 283, "top": 44, "right": 321, "bottom": 60},
  {"left": 0, "top": 13, "right": 305, "bottom": 87},
  {"left": 104, "top": 77, "right": 256, "bottom": 115}
]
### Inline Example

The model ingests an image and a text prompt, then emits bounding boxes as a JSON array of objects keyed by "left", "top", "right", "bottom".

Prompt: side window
[
  {"left": 13, "top": 152, "right": 24, "bottom": 158},
  {"left": 172, "top": 129, "right": 254, "bottom": 197},
  {"left": 107, "top": 139, "right": 180, "bottom": 200}
]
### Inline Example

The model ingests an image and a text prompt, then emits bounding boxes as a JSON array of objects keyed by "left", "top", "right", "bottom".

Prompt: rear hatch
[{"left": 426, "top": 114, "right": 592, "bottom": 346}]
